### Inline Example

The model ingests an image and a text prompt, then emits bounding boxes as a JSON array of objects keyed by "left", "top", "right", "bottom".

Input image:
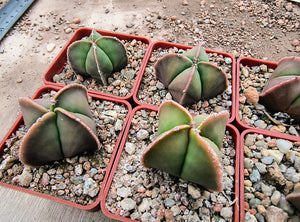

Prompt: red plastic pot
[
  {"left": 42, "top": 27, "right": 152, "bottom": 101},
  {"left": 101, "top": 104, "right": 240, "bottom": 222},
  {"left": 235, "top": 57, "right": 300, "bottom": 141},
  {"left": 240, "top": 128, "right": 300, "bottom": 222},
  {"left": 0, "top": 85, "right": 132, "bottom": 211},
  {"left": 132, "top": 41, "right": 237, "bottom": 123}
]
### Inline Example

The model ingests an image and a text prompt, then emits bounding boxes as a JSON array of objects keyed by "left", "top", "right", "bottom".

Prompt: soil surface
[{"left": 0, "top": 0, "right": 299, "bottom": 221}]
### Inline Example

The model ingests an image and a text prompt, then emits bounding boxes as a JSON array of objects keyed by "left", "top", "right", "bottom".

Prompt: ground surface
[{"left": 0, "top": 0, "right": 299, "bottom": 221}]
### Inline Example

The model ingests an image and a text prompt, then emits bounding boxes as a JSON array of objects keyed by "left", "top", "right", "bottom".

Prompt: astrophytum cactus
[
  {"left": 259, "top": 57, "right": 300, "bottom": 122},
  {"left": 18, "top": 84, "right": 100, "bottom": 167},
  {"left": 286, "top": 186, "right": 300, "bottom": 211},
  {"left": 154, "top": 45, "right": 228, "bottom": 106},
  {"left": 141, "top": 100, "right": 229, "bottom": 192},
  {"left": 67, "top": 29, "right": 128, "bottom": 85}
]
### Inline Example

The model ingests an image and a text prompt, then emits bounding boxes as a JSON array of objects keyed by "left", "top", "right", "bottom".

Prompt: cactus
[
  {"left": 141, "top": 100, "right": 229, "bottom": 192},
  {"left": 259, "top": 57, "right": 300, "bottom": 122},
  {"left": 286, "top": 186, "right": 300, "bottom": 211},
  {"left": 18, "top": 84, "right": 100, "bottom": 167},
  {"left": 67, "top": 29, "right": 128, "bottom": 85},
  {"left": 154, "top": 45, "right": 228, "bottom": 106}
]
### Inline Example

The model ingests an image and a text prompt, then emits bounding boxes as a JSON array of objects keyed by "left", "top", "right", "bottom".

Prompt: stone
[
  {"left": 276, "top": 139, "right": 292, "bottom": 154},
  {"left": 18, "top": 167, "right": 33, "bottom": 187},
  {"left": 125, "top": 142, "right": 136, "bottom": 155},
  {"left": 285, "top": 167, "right": 300, "bottom": 182},
  {"left": 83, "top": 178, "right": 99, "bottom": 197},
  {"left": 250, "top": 169, "right": 260, "bottom": 182},
  {"left": 255, "top": 162, "right": 267, "bottom": 174},
  {"left": 261, "top": 149, "right": 283, "bottom": 164},
  {"left": 136, "top": 129, "right": 149, "bottom": 140},
  {"left": 220, "top": 207, "right": 233, "bottom": 219},
  {"left": 138, "top": 198, "right": 152, "bottom": 212},
  {"left": 46, "top": 43, "right": 56, "bottom": 52},
  {"left": 120, "top": 198, "right": 136, "bottom": 211},
  {"left": 245, "top": 87, "right": 259, "bottom": 104},
  {"left": 265, "top": 206, "right": 288, "bottom": 222},
  {"left": 270, "top": 190, "right": 281, "bottom": 206},
  {"left": 261, "top": 156, "right": 274, "bottom": 165},
  {"left": 188, "top": 184, "right": 201, "bottom": 199},
  {"left": 117, "top": 187, "right": 132, "bottom": 198},
  {"left": 164, "top": 198, "right": 175, "bottom": 208}
]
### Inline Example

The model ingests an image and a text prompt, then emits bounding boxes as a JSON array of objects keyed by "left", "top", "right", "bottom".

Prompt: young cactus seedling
[
  {"left": 18, "top": 84, "right": 100, "bottom": 167},
  {"left": 154, "top": 45, "right": 228, "bottom": 106},
  {"left": 141, "top": 100, "right": 229, "bottom": 192},
  {"left": 67, "top": 29, "right": 128, "bottom": 85},
  {"left": 259, "top": 57, "right": 300, "bottom": 122}
]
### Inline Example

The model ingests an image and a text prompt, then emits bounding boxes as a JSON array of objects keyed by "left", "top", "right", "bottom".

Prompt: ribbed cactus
[
  {"left": 286, "top": 186, "right": 300, "bottom": 211},
  {"left": 18, "top": 84, "right": 100, "bottom": 167},
  {"left": 67, "top": 29, "right": 128, "bottom": 85},
  {"left": 141, "top": 100, "right": 229, "bottom": 192},
  {"left": 259, "top": 57, "right": 300, "bottom": 122},
  {"left": 154, "top": 45, "right": 228, "bottom": 106}
]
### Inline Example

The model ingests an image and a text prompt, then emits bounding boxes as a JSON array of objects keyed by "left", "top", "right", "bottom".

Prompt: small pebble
[{"left": 46, "top": 43, "right": 56, "bottom": 52}]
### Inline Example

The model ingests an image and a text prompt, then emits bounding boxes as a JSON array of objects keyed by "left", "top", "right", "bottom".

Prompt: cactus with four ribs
[
  {"left": 67, "top": 29, "right": 128, "bottom": 85},
  {"left": 18, "top": 84, "right": 100, "bottom": 167},
  {"left": 154, "top": 44, "right": 228, "bottom": 106},
  {"left": 141, "top": 100, "right": 229, "bottom": 192},
  {"left": 259, "top": 56, "right": 300, "bottom": 122}
]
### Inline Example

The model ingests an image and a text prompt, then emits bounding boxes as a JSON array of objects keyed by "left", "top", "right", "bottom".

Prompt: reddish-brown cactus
[
  {"left": 259, "top": 57, "right": 300, "bottom": 122},
  {"left": 18, "top": 84, "right": 100, "bottom": 167},
  {"left": 286, "top": 186, "right": 300, "bottom": 211},
  {"left": 141, "top": 100, "right": 229, "bottom": 192},
  {"left": 154, "top": 45, "right": 228, "bottom": 106}
]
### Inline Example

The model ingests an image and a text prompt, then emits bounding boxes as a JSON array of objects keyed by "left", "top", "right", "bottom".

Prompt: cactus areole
[
  {"left": 18, "top": 84, "right": 100, "bottom": 167},
  {"left": 154, "top": 45, "right": 228, "bottom": 106},
  {"left": 67, "top": 29, "right": 128, "bottom": 85},
  {"left": 141, "top": 100, "right": 229, "bottom": 192},
  {"left": 259, "top": 57, "right": 300, "bottom": 122}
]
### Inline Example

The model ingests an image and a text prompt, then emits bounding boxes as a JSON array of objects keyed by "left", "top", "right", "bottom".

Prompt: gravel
[
  {"left": 0, "top": 90, "right": 128, "bottom": 206},
  {"left": 105, "top": 109, "right": 237, "bottom": 221},
  {"left": 243, "top": 133, "right": 300, "bottom": 221}
]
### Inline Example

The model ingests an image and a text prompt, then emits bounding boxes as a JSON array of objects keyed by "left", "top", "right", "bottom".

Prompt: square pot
[
  {"left": 235, "top": 57, "right": 300, "bottom": 140},
  {"left": 42, "top": 27, "right": 152, "bottom": 100},
  {"left": 101, "top": 105, "right": 240, "bottom": 221},
  {"left": 240, "top": 129, "right": 300, "bottom": 222},
  {"left": 0, "top": 85, "right": 132, "bottom": 211},
  {"left": 132, "top": 41, "right": 236, "bottom": 123}
]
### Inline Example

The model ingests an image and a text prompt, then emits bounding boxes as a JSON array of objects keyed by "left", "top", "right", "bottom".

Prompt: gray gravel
[{"left": 243, "top": 133, "right": 300, "bottom": 221}]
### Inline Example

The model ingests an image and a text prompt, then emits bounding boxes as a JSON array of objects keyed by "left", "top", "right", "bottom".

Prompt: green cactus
[
  {"left": 259, "top": 56, "right": 300, "bottom": 122},
  {"left": 141, "top": 100, "right": 229, "bottom": 192},
  {"left": 67, "top": 29, "right": 128, "bottom": 85},
  {"left": 154, "top": 45, "right": 228, "bottom": 106},
  {"left": 286, "top": 186, "right": 300, "bottom": 211},
  {"left": 18, "top": 84, "right": 100, "bottom": 167}
]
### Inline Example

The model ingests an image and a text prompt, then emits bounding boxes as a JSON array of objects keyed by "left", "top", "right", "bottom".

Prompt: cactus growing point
[
  {"left": 259, "top": 56, "right": 300, "bottom": 122},
  {"left": 18, "top": 84, "right": 100, "bottom": 167},
  {"left": 154, "top": 44, "right": 228, "bottom": 106},
  {"left": 141, "top": 100, "right": 229, "bottom": 192},
  {"left": 67, "top": 29, "right": 128, "bottom": 85}
]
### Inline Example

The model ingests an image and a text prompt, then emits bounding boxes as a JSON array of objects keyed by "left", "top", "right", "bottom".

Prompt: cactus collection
[
  {"left": 154, "top": 44, "right": 228, "bottom": 105},
  {"left": 18, "top": 84, "right": 100, "bottom": 167},
  {"left": 141, "top": 100, "right": 229, "bottom": 192},
  {"left": 259, "top": 57, "right": 300, "bottom": 122},
  {"left": 67, "top": 29, "right": 128, "bottom": 85}
]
